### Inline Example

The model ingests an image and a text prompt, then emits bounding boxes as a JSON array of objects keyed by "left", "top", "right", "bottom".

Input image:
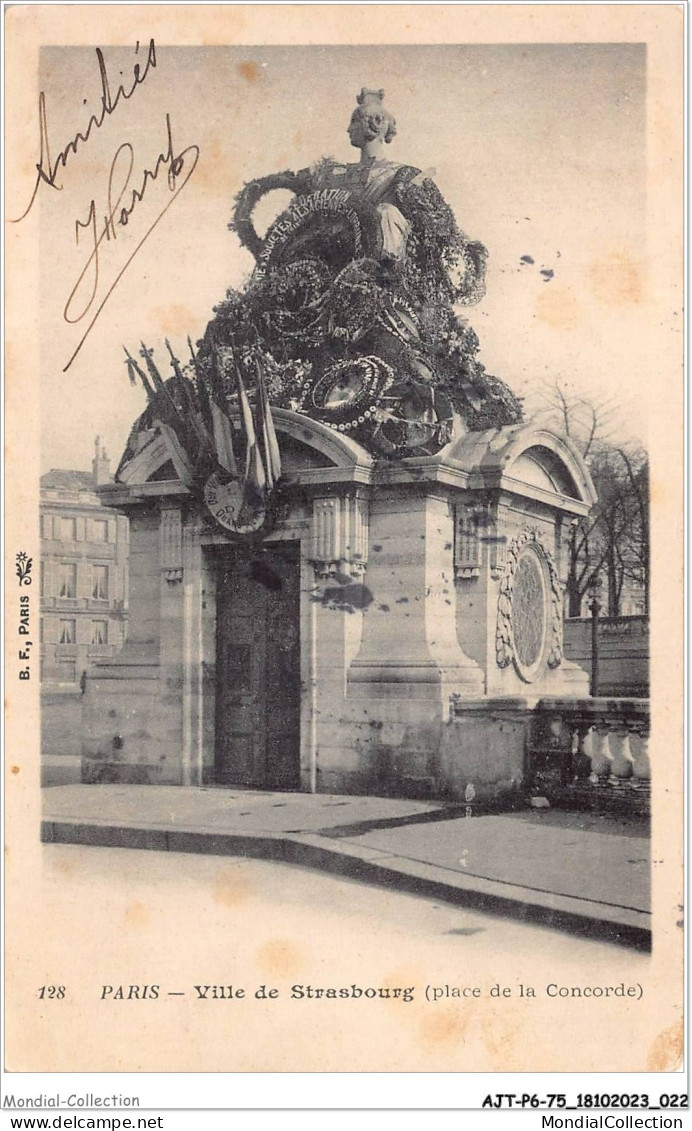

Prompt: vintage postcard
[{"left": 3, "top": 0, "right": 685, "bottom": 1100}]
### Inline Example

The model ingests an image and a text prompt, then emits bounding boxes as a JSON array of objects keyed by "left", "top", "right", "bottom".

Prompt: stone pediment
[
  {"left": 269, "top": 409, "right": 374, "bottom": 477},
  {"left": 113, "top": 407, "right": 374, "bottom": 497},
  {"left": 441, "top": 424, "right": 597, "bottom": 512}
]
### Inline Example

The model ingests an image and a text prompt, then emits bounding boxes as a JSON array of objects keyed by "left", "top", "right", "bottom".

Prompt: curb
[{"left": 41, "top": 817, "right": 652, "bottom": 952}]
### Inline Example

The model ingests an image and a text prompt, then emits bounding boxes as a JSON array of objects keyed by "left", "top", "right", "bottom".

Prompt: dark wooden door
[{"left": 215, "top": 545, "right": 301, "bottom": 789}]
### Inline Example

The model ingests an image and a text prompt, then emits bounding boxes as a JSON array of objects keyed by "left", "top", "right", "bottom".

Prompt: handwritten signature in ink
[
  {"left": 11, "top": 38, "right": 158, "bottom": 222},
  {"left": 11, "top": 39, "right": 200, "bottom": 371},
  {"left": 63, "top": 113, "right": 199, "bottom": 370}
]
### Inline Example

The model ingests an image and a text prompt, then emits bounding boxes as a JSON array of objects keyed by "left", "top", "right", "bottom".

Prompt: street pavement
[
  {"left": 42, "top": 784, "right": 651, "bottom": 947},
  {"left": 31, "top": 843, "right": 654, "bottom": 1073}
]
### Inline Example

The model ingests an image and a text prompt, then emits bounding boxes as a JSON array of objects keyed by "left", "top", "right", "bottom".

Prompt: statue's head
[{"left": 347, "top": 88, "right": 397, "bottom": 150}]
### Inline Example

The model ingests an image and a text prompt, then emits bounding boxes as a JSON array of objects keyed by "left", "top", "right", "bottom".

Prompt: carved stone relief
[
  {"left": 453, "top": 505, "right": 483, "bottom": 578},
  {"left": 495, "top": 527, "right": 563, "bottom": 679},
  {"left": 160, "top": 506, "right": 183, "bottom": 584},
  {"left": 311, "top": 494, "right": 369, "bottom": 579}
]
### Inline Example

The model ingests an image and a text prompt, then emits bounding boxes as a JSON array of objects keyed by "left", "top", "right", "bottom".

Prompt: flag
[
  {"left": 236, "top": 366, "right": 266, "bottom": 499},
  {"left": 210, "top": 400, "right": 238, "bottom": 476},
  {"left": 255, "top": 359, "right": 282, "bottom": 490},
  {"left": 194, "top": 364, "right": 216, "bottom": 446}
]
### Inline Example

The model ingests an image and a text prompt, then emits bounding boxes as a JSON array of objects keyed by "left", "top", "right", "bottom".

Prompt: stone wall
[
  {"left": 41, "top": 690, "right": 83, "bottom": 757},
  {"left": 563, "top": 616, "right": 649, "bottom": 697}
]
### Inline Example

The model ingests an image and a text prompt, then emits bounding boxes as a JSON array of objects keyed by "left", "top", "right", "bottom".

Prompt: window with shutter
[
  {"left": 59, "top": 562, "right": 77, "bottom": 598},
  {"left": 59, "top": 619, "right": 76, "bottom": 644},
  {"left": 92, "top": 565, "right": 108, "bottom": 599},
  {"left": 91, "top": 619, "right": 108, "bottom": 645}
]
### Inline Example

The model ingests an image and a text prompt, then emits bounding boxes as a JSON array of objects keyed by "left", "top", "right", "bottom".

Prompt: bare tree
[
  {"left": 614, "top": 446, "right": 650, "bottom": 614},
  {"left": 528, "top": 377, "right": 615, "bottom": 459},
  {"left": 529, "top": 381, "right": 649, "bottom": 617}
]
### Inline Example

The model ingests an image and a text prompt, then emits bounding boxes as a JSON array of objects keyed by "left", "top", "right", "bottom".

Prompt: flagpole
[
  {"left": 123, "top": 346, "right": 155, "bottom": 400},
  {"left": 139, "top": 342, "right": 188, "bottom": 436},
  {"left": 164, "top": 338, "right": 215, "bottom": 462}
]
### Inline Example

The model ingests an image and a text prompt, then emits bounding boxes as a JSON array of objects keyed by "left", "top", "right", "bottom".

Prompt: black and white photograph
[{"left": 3, "top": 0, "right": 684, "bottom": 1105}]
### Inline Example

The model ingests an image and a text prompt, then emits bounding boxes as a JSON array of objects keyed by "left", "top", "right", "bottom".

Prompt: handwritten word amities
[{"left": 12, "top": 39, "right": 157, "bottom": 222}]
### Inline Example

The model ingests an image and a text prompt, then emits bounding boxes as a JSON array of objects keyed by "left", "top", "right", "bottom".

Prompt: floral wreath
[{"left": 301, "top": 356, "right": 395, "bottom": 430}]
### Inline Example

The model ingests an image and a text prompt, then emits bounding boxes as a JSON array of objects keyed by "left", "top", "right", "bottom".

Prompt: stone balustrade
[{"left": 529, "top": 697, "right": 650, "bottom": 813}]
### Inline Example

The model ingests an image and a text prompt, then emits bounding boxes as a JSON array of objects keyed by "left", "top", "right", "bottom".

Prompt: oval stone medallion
[{"left": 511, "top": 550, "right": 547, "bottom": 677}]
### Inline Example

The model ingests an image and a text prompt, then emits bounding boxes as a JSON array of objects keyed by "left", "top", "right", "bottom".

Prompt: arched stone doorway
[
  {"left": 84, "top": 410, "right": 375, "bottom": 790},
  {"left": 213, "top": 541, "right": 302, "bottom": 789}
]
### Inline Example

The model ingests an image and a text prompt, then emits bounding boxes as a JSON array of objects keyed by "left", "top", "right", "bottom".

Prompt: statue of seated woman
[
  {"left": 231, "top": 88, "right": 486, "bottom": 306},
  {"left": 204, "top": 88, "right": 522, "bottom": 457}
]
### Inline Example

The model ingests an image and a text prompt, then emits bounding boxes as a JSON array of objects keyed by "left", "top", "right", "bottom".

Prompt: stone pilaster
[
  {"left": 158, "top": 505, "right": 185, "bottom": 782},
  {"left": 348, "top": 489, "right": 483, "bottom": 700},
  {"left": 160, "top": 505, "right": 183, "bottom": 584},
  {"left": 311, "top": 492, "right": 369, "bottom": 579}
]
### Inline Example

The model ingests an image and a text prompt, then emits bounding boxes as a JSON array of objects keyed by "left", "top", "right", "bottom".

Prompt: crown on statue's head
[{"left": 356, "top": 87, "right": 386, "bottom": 107}]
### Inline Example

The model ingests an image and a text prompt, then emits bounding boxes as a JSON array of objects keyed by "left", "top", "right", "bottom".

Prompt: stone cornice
[{"left": 106, "top": 413, "right": 595, "bottom": 519}]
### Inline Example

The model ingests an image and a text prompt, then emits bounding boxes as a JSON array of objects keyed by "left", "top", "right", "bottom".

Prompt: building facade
[
  {"left": 83, "top": 417, "right": 596, "bottom": 800},
  {"left": 40, "top": 440, "right": 129, "bottom": 693}
]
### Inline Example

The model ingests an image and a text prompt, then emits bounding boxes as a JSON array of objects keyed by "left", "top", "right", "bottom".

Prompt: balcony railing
[{"left": 529, "top": 697, "right": 650, "bottom": 813}]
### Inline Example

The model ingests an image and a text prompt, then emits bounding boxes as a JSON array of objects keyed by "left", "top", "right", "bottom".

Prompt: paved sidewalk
[{"left": 42, "top": 785, "right": 651, "bottom": 948}]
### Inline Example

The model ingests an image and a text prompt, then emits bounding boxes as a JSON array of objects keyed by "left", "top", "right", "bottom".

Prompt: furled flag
[
  {"left": 235, "top": 365, "right": 266, "bottom": 503},
  {"left": 123, "top": 346, "right": 155, "bottom": 399},
  {"left": 255, "top": 358, "right": 282, "bottom": 490},
  {"left": 165, "top": 338, "right": 215, "bottom": 463},
  {"left": 210, "top": 400, "right": 238, "bottom": 476},
  {"left": 206, "top": 345, "right": 239, "bottom": 476}
]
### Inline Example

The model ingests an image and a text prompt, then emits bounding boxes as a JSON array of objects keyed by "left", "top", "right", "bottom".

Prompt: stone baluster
[
  {"left": 589, "top": 726, "right": 613, "bottom": 784},
  {"left": 544, "top": 713, "right": 569, "bottom": 786},
  {"left": 608, "top": 725, "right": 634, "bottom": 783},
  {"left": 532, "top": 699, "right": 649, "bottom": 807},
  {"left": 630, "top": 728, "right": 651, "bottom": 786},
  {"left": 570, "top": 720, "right": 593, "bottom": 782},
  {"left": 547, "top": 715, "right": 564, "bottom": 748}
]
